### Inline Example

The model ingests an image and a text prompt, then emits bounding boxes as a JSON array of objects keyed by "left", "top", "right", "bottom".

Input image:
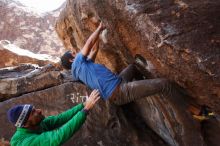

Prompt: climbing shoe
[
  {"left": 193, "top": 105, "right": 216, "bottom": 121},
  {"left": 134, "top": 54, "right": 148, "bottom": 69},
  {"left": 134, "top": 54, "right": 152, "bottom": 79}
]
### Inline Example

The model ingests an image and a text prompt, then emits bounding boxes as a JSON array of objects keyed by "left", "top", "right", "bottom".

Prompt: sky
[{"left": 17, "top": 0, "right": 66, "bottom": 13}]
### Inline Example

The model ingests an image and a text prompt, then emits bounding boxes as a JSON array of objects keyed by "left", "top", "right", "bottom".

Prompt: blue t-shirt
[{"left": 71, "top": 53, "right": 121, "bottom": 100}]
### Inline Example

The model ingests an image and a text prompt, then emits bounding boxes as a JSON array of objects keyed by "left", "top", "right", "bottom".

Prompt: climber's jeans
[{"left": 112, "top": 64, "right": 171, "bottom": 105}]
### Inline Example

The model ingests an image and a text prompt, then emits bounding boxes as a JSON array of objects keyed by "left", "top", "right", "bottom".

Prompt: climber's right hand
[
  {"left": 98, "top": 21, "right": 106, "bottom": 31},
  {"left": 84, "top": 89, "right": 100, "bottom": 110}
]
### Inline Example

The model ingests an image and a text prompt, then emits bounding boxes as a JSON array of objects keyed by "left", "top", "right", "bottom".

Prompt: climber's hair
[{"left": 60, "top": 51, "right": 74, "bottom": 70}]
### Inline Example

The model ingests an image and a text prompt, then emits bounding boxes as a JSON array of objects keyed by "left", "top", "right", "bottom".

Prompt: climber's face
[
  {"left": 24, "top": 107, "right": 45, "bottom": 127},
  {"left": 71, "top": 50, "right": 76, "bottom": 58},
  {"left": 66, "top": 50, "right": 75, "bottom": 63},
  {"left": 68, "top": 50, "right": 76, "bottom": 62}
]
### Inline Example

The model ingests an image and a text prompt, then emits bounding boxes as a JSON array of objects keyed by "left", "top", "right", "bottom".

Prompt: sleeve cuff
[{"left": 81, "top": 108, "right": 89, "bottom": 115}]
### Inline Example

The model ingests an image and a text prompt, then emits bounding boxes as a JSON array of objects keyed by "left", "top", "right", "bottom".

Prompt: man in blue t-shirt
[{"left": 61, "top": 22, "right": 171, "bottom": 105}]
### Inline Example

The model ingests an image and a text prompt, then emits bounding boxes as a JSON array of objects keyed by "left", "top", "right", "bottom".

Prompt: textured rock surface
[
  {"left": 0, "top": 69, "right": 168, "bottom": 146},
  {"left": 0, "top": 64, "right": 62, "bottom": 101},
  {"left": 0, "top": 0, "right": 219, "bottom": 146},
  {"left": 0, "top": 40, "right": 59, "bottom": 68},
  {"left": 55, "top": 0, "right": 220, "bottom": 146},
  {"left": 0, "top": 0, "right": 65, "bottom": 57},
  {"left": 0, "top": 139, "right": 10, "bottom": 146},
  {"left": 56, "top": 0, "right": 220, "bottom": 111}
]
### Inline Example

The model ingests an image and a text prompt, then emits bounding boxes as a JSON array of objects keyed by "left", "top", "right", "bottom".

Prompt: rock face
[
  {"left": 0, "top": 65, "right": 169, "bottom": 146},
  {"left": 0, "top": 0, "right": 65, "bottom": 57},
  {"left": 0, "top": 40, "right": 59, "bottom": 68},
  {"left": 55, "top": 0, "right": 220, "bottom": 146},
  {"left": 56, "top": 0, "right": 220, "bottom": 111},
  {"left": 0, "top": 0, "right": 219, "bottom": 146},
  {"left": 1, "top": 66, "right": 219, "bottom": 146},
  {"left": 0, "top": 64, "right": 62, "bottom": 101}
]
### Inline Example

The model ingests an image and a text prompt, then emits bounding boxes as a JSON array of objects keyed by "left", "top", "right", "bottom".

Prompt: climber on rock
[
  {"left": 61, "top": 21, "right": 173, "bottom": 105},
  {"left": 7, "top": 90, "right": 100, "bottom": 146}
]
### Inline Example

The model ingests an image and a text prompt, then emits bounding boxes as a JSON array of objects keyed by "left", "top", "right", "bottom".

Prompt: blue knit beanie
[{"left": 7, "top": 104, "right": 33, "bottom": 127}]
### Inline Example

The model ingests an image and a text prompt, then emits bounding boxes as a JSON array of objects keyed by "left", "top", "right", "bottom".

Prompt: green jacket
[{"left": 10, "top": 103, "right": 86, "bottom": 146}]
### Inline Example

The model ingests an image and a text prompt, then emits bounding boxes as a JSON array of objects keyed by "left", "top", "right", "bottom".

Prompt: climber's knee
[
  {"left": 158, "top": 78, "right": 170, "bottom": 87},
  {"left": 159, "top": 78, "right": 173, "bottom": 95}
]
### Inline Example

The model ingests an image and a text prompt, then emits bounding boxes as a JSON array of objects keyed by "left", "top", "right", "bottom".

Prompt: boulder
[
  {"left": 56, "top": 0, "right": 220, "bottom": 111},
  {"left": 55, "top": 0, "right": 220, "bottom": 145},
  {"left": 0, "top": 0, "right": 219, "bottom": 145},
  {"left": 0, "top": 81, "right": 169, "bottom": 146},
  {"left": 0, "top": 40, "right": 59, "bottom": 68},
  {"left": 0, "top": 64, "right": 62, "bottom": 101}
]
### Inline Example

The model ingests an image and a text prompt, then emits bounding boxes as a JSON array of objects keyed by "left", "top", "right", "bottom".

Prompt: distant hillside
[{"left": 0, "top": 0, "right": 65, "bottom": 57}]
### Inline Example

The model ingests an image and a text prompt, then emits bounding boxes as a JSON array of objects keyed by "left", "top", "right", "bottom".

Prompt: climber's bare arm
[
  {"left": 81, "top": 22, "right": 105, "bottom": 57},
  {"left": 88, "top": 39, "right": 99, "bottom": 62}
]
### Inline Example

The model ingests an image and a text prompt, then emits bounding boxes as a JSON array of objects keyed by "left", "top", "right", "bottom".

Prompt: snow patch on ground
[
  {"left": 13, "top": 37, "right": 27, "bottom": 46},
  {"left": 0, "top": 40, "right": 59, "bottom": 62},
  {"left": 30, "top": 26, "right": 40, "bottom": 31},
  {"left": 49, "top": 25, "right": 54, "bottom": 30},
  {"left": 20, "top": 26, "right": 29, "bottom": 30},
  {"left": 52, "top": 11, "right": 61, "bottom": 17},
  {"left": 23, "top": 33, "right": 34, "bottom": 39},
  {"left": 19, "top": 21, "right": 26, "bottom": 26},
  {"left": 8, "top": 1, "right": 46, "bottom": 17},
  {"left": 9, "top": 18, "right": 14, "bottom": 23}
]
